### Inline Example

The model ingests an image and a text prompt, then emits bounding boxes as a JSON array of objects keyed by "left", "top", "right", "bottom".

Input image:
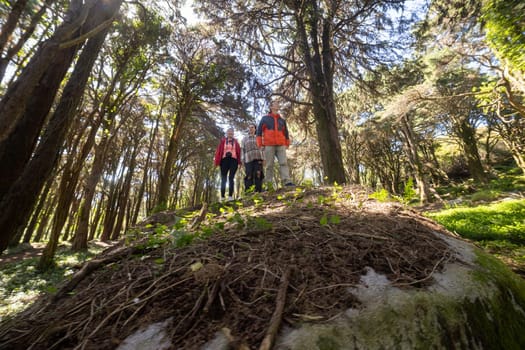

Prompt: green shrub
[
  {"left": 403, "top": 178, "right": 417, "bottom": 204},
  {"left": 369, "top": 188, "right": 391, "bottom": 202}
]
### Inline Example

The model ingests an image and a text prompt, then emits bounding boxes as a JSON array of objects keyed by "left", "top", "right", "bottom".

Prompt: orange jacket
[{"left": 256, "top": 113, "right": 290, "bottom": 147}]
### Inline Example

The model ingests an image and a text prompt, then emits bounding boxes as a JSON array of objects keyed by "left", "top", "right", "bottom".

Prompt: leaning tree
[{"left": 0, "top": 0, "right": 124, "bottom": 254}]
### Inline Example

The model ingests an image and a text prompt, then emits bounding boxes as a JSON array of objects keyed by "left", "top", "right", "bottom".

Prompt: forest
[
  {"left": 0, "top": 0, "right": 524, "bottom": 271},
  {"left": 1, "top": 1, "right": 525, "bottom": 348}
]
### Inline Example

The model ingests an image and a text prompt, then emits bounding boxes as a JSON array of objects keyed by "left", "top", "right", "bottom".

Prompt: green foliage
[
  {"left": 481, "top": 0, "right": 525, "bottom": 72},
  {"left": 320, "top": 214, "right": 328, "bottom": 226},
  {"left": 320, "top": 213, "right": 341, "bottom": 226},
  {"left": 246, "top": 217, "right": 273, "bottom": 231},
  {"left": 302, "top": 179, "right": 314, "bottom": 189},
  {"left": 265, "top": 182, "right": 276, "bottom": 192},
  {"left": 252, "top": 192, "right": 264, "bottom": 207},
  {"left": 487, "top": 174, "right": 525, "bottom": 193},
  {"left": 369, "top": 188, "right": 391, "bottom": 202},
  {"left": 437, "top": 174, "right": 525, "bottom": 204},
  {"left": 427, "top": 199, "right": 525, "bottom": 244},
  {"left": 330, "top": 183, "right": 344, "bottom": 202},
  {"left": 476, "top": 240, "right": 525, "bottom": 268},
  {"left": 227, "top": 212, "right": 245, "bottom": 227},
  {"left": 330, "top": 215, "right": 341, "bottom": 224},
  {"left": 317, "top": 194, "right": 328, "bottom": 205},
  {"left": 403, "top": 178, "right": 417, "bottom": 204},
  {"left": 172, "top": 230, "right": 194, "bottom": 248}
]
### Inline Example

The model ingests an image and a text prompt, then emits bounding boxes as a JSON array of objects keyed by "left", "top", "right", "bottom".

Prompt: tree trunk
[
  {"left": 41, "top": 115, "right": 97, "bottom": 257},
  {"left": 294, "top": 8, "right": 346, "bottom": 184},
  {"left": 313, "top": 99, "right": 347, "bottom": 184},
  {"left": 22, "top": 176, "right": 54, "bottom": 243},
  {"left": 100, "top": 183, "right": 118, "bottom": 242},
  {"left": 0, "top": 0, "right": 29, "bottom": 54},
  {"left": 456, "top": 119, "right": 488, "bottom": 184},
  {"left": 33, "top": 193, "right": 57, "bottom": 242},
  {"left": 88, "top": 194, "right": 105, "bottom": 241},
  {"left": 399, "top": 114, "right": 430, "bottom": 204},
  {"left": 110, "top": 143, "right": 139, "bottom": 241},
  {"left": 0, "top": 1, "right": 95, "bottom": 142},
  {"left": 493, "top": 104, "right": 525, "bottom": 174},
  {"left": 71, "top": 57, "right": 140, "bottom": 249},
  {"left": 157, "top": 113, "right": 186, "bottom": 209},
  {"left": 0, "top": 43, "right": 78, "bottom": 200},
  {"left": 131, "top": 106, "right": 161, "bottom": 225},
  {"left": 173, "top": 167, "right": 185, "bottom": 208},
  {"left": 343, "top": 130, "right": 362, "bottom": 184},
  {"left": 63, "top": 194, "right": 81, "bottom": 241},
  {"left": 0, "top": 0, "right": 123, "bottom": 255},
  {"left": 71, "top": 132, "right": 109, "bottom": 250},
  {"left": 99, "top": 156, "right": 122, "bottom": 242}
]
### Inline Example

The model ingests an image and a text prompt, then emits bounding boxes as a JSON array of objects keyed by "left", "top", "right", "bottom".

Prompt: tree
[
  {"left": 195, "top": 0, "right": 409, "bottom": 184},
  {"left": 0, "top": 0, "right": 124, "bottom": 255},
  {"left": 431, "top": 67, "right": 489, "bottom": 184},
  {"left": 36, "top": 26, "right": 117, "bottom": 270},
  {"left": 71, "top": 5, "right": 169, "bottom": 251}
]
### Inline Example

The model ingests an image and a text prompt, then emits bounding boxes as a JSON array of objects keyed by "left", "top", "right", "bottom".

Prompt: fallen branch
[
  {"left": 259, "top": 266, "right": 292, "bottom": 350},
  {"left": 52, "top": 245, "right": 141, "bottom": 302},
  {"left": 204, "top": 279, "right": 221, "bottom": 313},
  {"left": 190, "top": 202, "right": 208, "bottom": 230}
]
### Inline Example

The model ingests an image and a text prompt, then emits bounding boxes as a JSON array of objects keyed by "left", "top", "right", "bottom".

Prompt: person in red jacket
[
  {"left": 214, "top": 128, "right": 241, "bottom": 201},
  {"left": 256, "top": 100, "right": 294, "bottom": 188}
]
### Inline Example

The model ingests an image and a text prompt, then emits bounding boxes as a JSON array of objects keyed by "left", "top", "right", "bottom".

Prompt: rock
[
  {"left": 273, "top": 235, "right": 525, "bottom": 349},
  {"left": 119, "top": 232, "right": 525, "bottom": 350},
  {"left": 117, "top": 318, "right": 172, "bottom": 350}
]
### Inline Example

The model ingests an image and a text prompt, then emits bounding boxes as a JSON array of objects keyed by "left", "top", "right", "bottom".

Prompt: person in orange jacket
[
  {"left": 256, "top": 100, "right": 294, "bottom": 188},
  {"left": 214, "top": 128, "right": 241, "bottom": 201}
]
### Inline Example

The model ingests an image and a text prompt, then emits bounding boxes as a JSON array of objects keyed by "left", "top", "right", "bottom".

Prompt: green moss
[
  {"left": 470, "top": 251, "right": 525, "bottom": 349},
  {"left": 316, "top": 335, "right": 340, "bottom": 350},
  {"left": 474, "top": 249, "right": 525, "bottom": 303}
]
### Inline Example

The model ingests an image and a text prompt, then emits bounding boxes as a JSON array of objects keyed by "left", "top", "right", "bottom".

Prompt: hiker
[
  {"left": 214, "top": 127, "right": 241, "bottom": 201},
  {"left": 256, "top": 100, "right": 294, "bottom": 188},
  {"left": 241, "top": 123, "right": 265, "bottom": 192}
]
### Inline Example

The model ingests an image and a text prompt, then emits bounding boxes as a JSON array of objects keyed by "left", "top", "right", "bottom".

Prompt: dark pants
[
  {"left": 244, "top": 159, "right": 264, "bottom": 192},
  {"left": 220, "top": 157, "right": 238, "bottom": 197}
]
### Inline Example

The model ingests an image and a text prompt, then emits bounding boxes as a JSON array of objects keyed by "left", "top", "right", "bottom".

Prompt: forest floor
[
  {"left": 0, "top": 243, "right": 45, "bottom": 266},
  {"left": 0, "top": 185, "right": 464, "bottom": 349},
  {"left": 0, "top": 241, "right": 117, "bottom": 267}
]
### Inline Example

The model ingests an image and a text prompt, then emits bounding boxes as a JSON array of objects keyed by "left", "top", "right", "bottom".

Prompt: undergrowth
[
  {"left": 0, "top": 243, "right": 105, "bottom": 321},
  {"left": 426, "top": 199, "right": 525, "bottom": 269}
]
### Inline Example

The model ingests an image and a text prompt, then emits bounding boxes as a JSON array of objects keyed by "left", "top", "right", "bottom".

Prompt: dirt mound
[{"left": 0, "top": 186, "right": 457, "bottom": 349}]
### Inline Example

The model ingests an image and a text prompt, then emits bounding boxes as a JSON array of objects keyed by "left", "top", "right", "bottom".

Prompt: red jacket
[
  {"left": 256, "top": 113, "right": 290, "bottom": 147},
  {"left": 214, "top": 137, "right": 241, "bottom": 166}
]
